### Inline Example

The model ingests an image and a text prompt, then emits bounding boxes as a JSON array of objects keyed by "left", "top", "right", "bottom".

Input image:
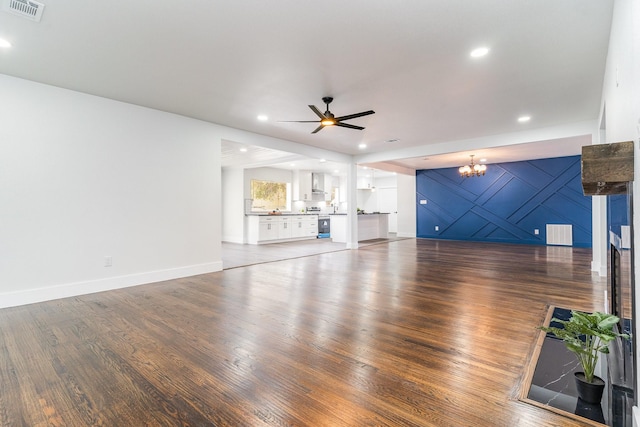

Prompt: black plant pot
[
  {"left": 574, "top": 398, "right": 605, "bottom": 423},
  {"left": 574, "top": 372, "right": 605, "bottom": 404}
]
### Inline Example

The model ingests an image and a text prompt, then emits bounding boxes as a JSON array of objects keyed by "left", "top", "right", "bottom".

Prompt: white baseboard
[
  {"left": 591, "top": 260, "right": 608, "bottom": 277},
  {"left": 222, "top": 234, "right": 244, "bottom": 244},
  {"left": 0, "top": 261, "right": 223, "bottom": 309},
  {"left": 633, "top": 405, "right": 640, "bottom": 427},
  {"left": 396, "top": 232, "right": 416, "bottom": 238}
]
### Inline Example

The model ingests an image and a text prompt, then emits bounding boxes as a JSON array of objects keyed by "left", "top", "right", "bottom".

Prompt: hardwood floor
[
  {"left": 0, "top": 239, "right": 606, "bottom": 426},
  {"left": 221, "top": 235, "right": 409, "bottom": 269},
  {"left": 221, "top": 238, "right": 348, "bottom": 269}
]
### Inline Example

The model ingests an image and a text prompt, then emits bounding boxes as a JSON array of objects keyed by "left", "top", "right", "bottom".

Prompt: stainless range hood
[{"left": 312, "top": 172, "right": 325, "bottom": 193}]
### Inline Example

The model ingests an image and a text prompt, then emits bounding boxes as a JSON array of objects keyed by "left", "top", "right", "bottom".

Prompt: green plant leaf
[{"left": 597, "top": 315, "right": 619, "bottom": 330}]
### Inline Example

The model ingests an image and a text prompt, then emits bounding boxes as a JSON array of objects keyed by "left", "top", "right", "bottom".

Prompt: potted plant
[{"left": 539, "top": 310, "right": 630, "bottom": 404}]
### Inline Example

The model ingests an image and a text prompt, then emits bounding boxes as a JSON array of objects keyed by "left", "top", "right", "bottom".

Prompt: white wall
[
  {"left": 396, "top": 173, "right": 417, "bottom": 238},
  {"left": 598, "top": 0, "right": 640, "bottom": 419},
  {"left": 357, "top": 189, "right": 375, "bottom": 213},
  {"left": 0, "top": 75, "right": 223, "bottom": 307},
  {"left": 602, "top": 2, "right": 639, "bottom": 142},
  {"left": 355, "top": 175, "right": 398, "bottom": 214},
  {"left": 221, "top": 168, "right": 245, "bottom": 244},
  {"left": 374, "top": 175, "right": 397, "bottom": 189}
]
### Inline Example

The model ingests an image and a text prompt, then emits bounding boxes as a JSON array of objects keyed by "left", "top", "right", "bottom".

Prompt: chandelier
[{"left": 459, "top": 155, "right": 487, "bottom": 177}]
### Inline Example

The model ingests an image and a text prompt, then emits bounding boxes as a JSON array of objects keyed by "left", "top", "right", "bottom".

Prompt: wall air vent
[
  {"left": 546, "top": 224, "right": 573, "bottom": 246},
  {"left": 3, "top": 0, "right": 45, "bottom": 22}
]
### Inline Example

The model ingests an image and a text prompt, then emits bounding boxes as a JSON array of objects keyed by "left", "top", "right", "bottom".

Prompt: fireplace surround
[{"left": 583, "top": 141, "right": 635, "bottom": 426}]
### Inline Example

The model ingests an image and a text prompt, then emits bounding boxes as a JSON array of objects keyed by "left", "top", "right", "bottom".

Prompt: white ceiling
[{"left": 0, "top": 1, "right": 612, "bottom": 172}]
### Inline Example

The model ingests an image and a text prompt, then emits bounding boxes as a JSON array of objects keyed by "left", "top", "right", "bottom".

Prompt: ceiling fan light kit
[{"left": 281, "top": 96, "right": 375, "bottom": 134}]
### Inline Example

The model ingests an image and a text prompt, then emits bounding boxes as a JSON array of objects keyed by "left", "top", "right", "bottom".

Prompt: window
[{"left": 250, "top": 179, "right": 290, "bottom": 212}]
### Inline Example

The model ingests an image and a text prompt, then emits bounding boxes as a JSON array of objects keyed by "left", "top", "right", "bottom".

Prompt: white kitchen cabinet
[
  {"left": 304, "top": 216, "right": 319, "bottom": 238},
  {"left": 324, "top": 174, "right": 333, "bottom": 201},
  {"left": 357, "top": 174, "right": 372, "bottom": 190},
  {"left": 279, "top": 217, "right": 292, "bottom": 239},
  {"left": 291, "top": 216, "right": 308, "bottom": 238},
  {"left": 290, "top": 215, "right": 318, "bottom": 238},
  {"left": 290, "top": 216, "right": 305, "bottom": 238},
  {"left": 247, "top": 215, "right": 318, "bottom": 244},
  {"left": 294, "top": 170, "right": 313, "bottom": 201},
  {"left": 254, "top": 216, "right": 279, "bottom": 242}
]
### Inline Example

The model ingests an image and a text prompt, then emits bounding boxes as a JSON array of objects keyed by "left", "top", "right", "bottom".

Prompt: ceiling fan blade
[
  {"left": 311, "top": 124, "right": 324, "bottom": 134},
  {"left": 334, "top": 110, "right": 375, "bottom": 121},
  {"left": 309, "top": 105, "right": 326, "bottom": 119},
  {"left": 335, "top": 122, "right": 364, "bottom": 131},
  {"left": 278, "top": 120, "right": 321, "bottom": 123}
]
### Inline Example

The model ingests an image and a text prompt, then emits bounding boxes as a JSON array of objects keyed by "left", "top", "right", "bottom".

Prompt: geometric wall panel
[{"left": 416, "top": 155, "right": 592, "bottom": 247}]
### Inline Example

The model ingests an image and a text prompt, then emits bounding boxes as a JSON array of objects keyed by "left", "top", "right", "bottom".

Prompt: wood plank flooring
[
  {"left": 221, "top": 236, "right": 409, "bottom": 269},
  {"left": 221, "top": 238, "right": 349, "bottom": 269},
  {"left": 0, "top": 239, "right": 607, "bottom": 426}
]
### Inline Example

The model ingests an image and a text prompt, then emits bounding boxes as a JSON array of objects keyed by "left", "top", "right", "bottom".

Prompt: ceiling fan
[{"left": 281, "top": 97, "right": 375, "bottom": 134}]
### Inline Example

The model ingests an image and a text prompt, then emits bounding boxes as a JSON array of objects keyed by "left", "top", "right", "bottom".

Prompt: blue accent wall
[
  {"left": 416, "top": 155, "right": 592, "bottom": 247},
  {"left": 609, "top": 194, "right": 629, "bottom": 239}
]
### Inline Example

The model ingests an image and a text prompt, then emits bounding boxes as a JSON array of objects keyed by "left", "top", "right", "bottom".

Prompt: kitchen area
[
  {"left": 243, "top": 170, "right": 392, "bottom": 244},
  {"left": 221, "top": 164, "right": 398, "bottom": 250}
]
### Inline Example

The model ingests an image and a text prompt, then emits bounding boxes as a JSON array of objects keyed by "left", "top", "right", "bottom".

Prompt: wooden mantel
[{"left": 581, "top": 141, "right": 634, "bottom": 195}]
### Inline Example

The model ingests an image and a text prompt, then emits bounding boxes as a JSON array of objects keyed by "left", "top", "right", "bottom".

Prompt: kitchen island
[{"left": 330, "top": 213, "right": 389, "bottom": 243}]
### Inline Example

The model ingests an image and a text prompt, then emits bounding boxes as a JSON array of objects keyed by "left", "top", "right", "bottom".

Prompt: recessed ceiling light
[
  {"left": 257, "top": 115, "right": 268, "bottom": 122},
  {"left": 0, "top": 39, "right": 12, "bottom": 48},
  {"left": 362, "top": 166, "right": 369, "bottom": 169},
  {"left": 334, "top": 169, "right": 339, "bottom": 173},
  {"left": 319, "top": 158, "right": 326, "bottom": 163},
  {"left": 518, "top": 115, "right": 531, "bottom": 123},
  {"left": 359, "top": 143, "right": 367, "bottom": 149},
  {"left": 239, "top": 147, "right": 248, "bottom": 152},
  {"left": 480, "top": 158, "right": 487, "bottom": 163},
  {"left": 470, "top": 47, "right": 489, "bottom": 58}
]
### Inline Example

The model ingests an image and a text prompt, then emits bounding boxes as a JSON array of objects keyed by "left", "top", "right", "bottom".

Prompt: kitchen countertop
[
  {"left": 245, "top": 213, "right": 319, "bottom": 216},
  {"left": 245, "top": 212, "right": 389, "bottom": 216},
  {"left": 329, "top": 213, "right": 390, "bottom": 215}
]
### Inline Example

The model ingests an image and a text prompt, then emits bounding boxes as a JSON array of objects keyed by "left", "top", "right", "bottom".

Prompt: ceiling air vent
[{"left": 3, "top": 0, "right": 45, "bottom": 22}]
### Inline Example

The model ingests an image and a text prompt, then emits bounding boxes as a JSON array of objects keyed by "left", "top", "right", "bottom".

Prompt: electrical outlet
[
  {"left": 435, "top": 226, "right": 439, "bottom": 231},
  {"left": 534, "top": 229, "right": 539, "bottom": 235},
  {"left": 104, "top": 256, "right": 112, "bottom": 267}
]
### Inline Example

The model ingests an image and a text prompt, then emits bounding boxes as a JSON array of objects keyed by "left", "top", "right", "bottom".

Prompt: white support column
[
  {"left": 591, "top": 121, "right": 607, "bottom": 276},
  {"left": 591, "top": 195, "right": 608, "bottom": 276},
  {"left": 347, "top": 162, "right": 359, "bottom": 249}
]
